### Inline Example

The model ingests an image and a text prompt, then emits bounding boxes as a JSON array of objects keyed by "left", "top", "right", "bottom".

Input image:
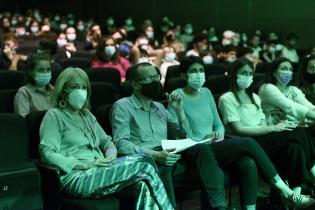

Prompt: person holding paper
[
  {"left": 111, "top": 62, "right": 232, "bottom": 210},
  {"left": 218, "top": 57, "right": 315, "bottom": 199},
  {"left": 168, "top": 56, "right": 315, "bottom": 210}
]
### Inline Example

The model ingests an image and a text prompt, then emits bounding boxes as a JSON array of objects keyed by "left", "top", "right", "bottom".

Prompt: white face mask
[
  {"left": 145, "top": 31, "right": 154, "bottom": 39},
  {"left": 77, "top": 25, "right": 85, "bottom": 31},
  {"left": 67, "top": 89, "right": 87, "bottom": 110},
  {"left": 57, "top": 39, "right": 67, "bottom": 47},
  {"left": 104, "top": 46, "right": 116, "bottom": 57},
  {"left": 222, "top": 38, "right": 232, "bottom": 46},
  {"left": 165, "top": 52, "right": 176, "bottom": 62},
  {"left": 139, "top": 38, "right": 149, "bottom": 45},
  {"left": 236, "top": 75, "right": 253, "bottom": 90},
  {"left": 60, "top": 24, "right": 67, "bottom": 31},
  {"left": 139, "top": 57, "right": 150, "bottom": 63},
  {"left": 188, "top": 72, "right": 206, "bottom": 91},
  {"left": 31, "top": 26, "right": 39, "bottom": 33},
  {"left": 66, "top": 33, "right": 76, "bottom": 42},
  {"left": 17, "top": 30, "right": 26, "bottom": 36},
  {"left": 227, "top": 56, "right": 236, "bottom": 63},
  {"left": 203, "top": 55, "right": 214, "bottom": 65}
]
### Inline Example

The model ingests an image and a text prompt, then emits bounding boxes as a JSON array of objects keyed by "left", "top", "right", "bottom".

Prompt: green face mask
[
  {"left": 34, "top": 72, "right": 51, "bottom": 86},
  {"left": 67, "top": 89, "right": 87, "bottom": 110}
]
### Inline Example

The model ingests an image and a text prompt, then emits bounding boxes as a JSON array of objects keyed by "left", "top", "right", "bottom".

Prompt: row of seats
[
  {"left": 0, "top": 107, "right": 239, "bottom": 210},
  {"left": 0, "top": 67, "right": 121, "bottom": 90}
]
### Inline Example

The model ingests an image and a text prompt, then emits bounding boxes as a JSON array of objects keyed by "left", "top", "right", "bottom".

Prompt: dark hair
[
  {"left": 26, "top": 52, "right": 51, "bottom": 84},
  {"left": 129, "top": 62, "right": 159, "bottom": 81},
  {"left": 229, "top": 57, "right": 259, "bottom": 108},
  {"left": 93, "top": 36, "right": 119, "bottom": 64},
  {"left": 39, "top": 31, "right": 58, "bottom": 56},
  {"left": 286, "top": 33, "right": 298, "bottom": 41},
  {"left": 223, "top": 45, "right": 237, "bottom": 53},
  {"left": 297, "top": 54, "right": 315, "bottom": 87},
  {"left": 193, "top": 33, "right": 208, "bottom": 44},
  {"left": 238, "top": 47, "right": 253, "bottom": 58},
  {"left": 266, "top": 57, "right": 292, "bottom": 85},
  {"left": 179, "top": 56, "right": 204, "bottom": 74}
]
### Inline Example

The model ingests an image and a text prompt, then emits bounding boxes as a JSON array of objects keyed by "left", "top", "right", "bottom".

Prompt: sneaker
[{"left": 281, "top": 192, "right": 315, "bottom": 209}]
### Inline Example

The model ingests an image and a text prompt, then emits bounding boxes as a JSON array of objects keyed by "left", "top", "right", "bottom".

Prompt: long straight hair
[{"left": 229, "top": 58, "right": 259, "bottom": 108}]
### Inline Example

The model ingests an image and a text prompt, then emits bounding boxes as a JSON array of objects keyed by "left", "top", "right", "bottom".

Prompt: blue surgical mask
[
  {"left": 278, "top": 71, "right": 292, "bottom": 86},
  {"left": 104, "top": 46, "right": 116, "bottom": 57},
  {"left": 202, "top": 55, "right": 213, "bottom": 65},
  {"left": 34, "top": 72, "right": 51, "bottom": 86},
  {"left": 165, "top": 52, "right": 176, "bottom": 62},
  {"left": 237, "top": 75, "right": 253, "bottom": 90},
  {"left": 188, "top": 72, "right": 206, "bottom": 91}
]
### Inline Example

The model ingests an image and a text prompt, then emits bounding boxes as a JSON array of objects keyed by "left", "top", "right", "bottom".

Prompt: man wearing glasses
[{"left": 111, "top": 62, "right": 228, "bottom": 210}]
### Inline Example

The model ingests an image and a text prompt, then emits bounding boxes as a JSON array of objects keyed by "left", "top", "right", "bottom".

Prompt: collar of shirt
[
  {"left": 130, "top": 94, "right": 158, "bottom": 113},
  {"left": 26, "top": 83, "right": 53, "bottom": 95}
]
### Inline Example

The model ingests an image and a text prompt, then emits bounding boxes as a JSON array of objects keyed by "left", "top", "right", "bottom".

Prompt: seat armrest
[{"left": 33, "top": 159, "right": 62, "bottom": 210}]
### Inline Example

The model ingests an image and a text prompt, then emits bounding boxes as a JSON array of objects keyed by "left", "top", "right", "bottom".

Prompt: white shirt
[
  {"left": 159, "top": 60, "right": 179, "bottom": 86},
  {"left": 281, "top": 46, "right": 299, "bottom": 63},
  {"left": 218, "top": 92, "right": 265, "bottom": 134},
  {"left": 258, "top": 83, "right": 315, "bottom": 125}
]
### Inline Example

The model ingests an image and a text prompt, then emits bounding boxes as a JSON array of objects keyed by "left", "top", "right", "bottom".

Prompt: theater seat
[
  {"left": 0, "top": 89, "right": 17, "bottom": 113},
  {"left": 25, "top": 111, "right": 120, "bottom": 210},
  {"left": 0, "top": 70, "right": 25, "bottom": 91},
  {"left": 0, "top": 113, "right": 42, "bottom": 210},
  {"left": 61, "top": 57, "right": 91, "bottom": 69}
]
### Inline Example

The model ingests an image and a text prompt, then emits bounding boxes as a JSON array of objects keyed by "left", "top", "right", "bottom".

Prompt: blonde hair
[{"left": 51, "top": 67, "right": 91, "bottom": 111}]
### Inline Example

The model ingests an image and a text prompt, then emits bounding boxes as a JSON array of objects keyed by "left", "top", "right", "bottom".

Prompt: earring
[{"left": 59, "top": 100, "right": 66, "bottom": 108}]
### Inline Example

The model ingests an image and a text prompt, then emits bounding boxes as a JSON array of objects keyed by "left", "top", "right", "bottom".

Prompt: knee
[
  {"left": 236, "top": 156, "right": 257, "bottom": 172},
  {"left": 195, "top": 143, "right": 215, "bottom": 157},
  {"left": 240, "top": 137, "right": 260, "bottom": 151},
  {"left": 287, "top": 142, "right": 304, "bottom": 155}
]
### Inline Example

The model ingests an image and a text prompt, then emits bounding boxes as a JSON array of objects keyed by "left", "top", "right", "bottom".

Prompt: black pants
[
  {"left": 255, "top": 127, "right": 315, "bottom": 187},
  {"left": 158, "top": 143, "right": 226, "bottom": 208},
  {"left": 159, "top": 137, "right": 277, "bottom": 208},
  {"left": 211, "top": 137, "right": 278, "bottom": 206}
]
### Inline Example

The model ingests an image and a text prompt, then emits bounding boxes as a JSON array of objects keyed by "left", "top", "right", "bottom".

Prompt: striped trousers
[{"left": 60, "top": 154, "right": 173, "bottom": 210}]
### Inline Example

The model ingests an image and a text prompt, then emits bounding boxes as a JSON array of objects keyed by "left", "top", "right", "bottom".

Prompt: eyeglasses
[
  {"left": 279, "top": 67, "right": 293, "bottom": 71},
  {"left": 135, "top": 75, "right": 161, "bottom": 83}
]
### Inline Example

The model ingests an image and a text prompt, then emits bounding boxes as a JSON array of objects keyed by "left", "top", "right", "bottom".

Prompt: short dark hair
[
  {"left": 179, "top": 56, "right": 204, "bottom": 74},
  {"left": 193, "top": 33, "right": 208, "bottom": 44},
  {"left": 286, "top": 33, "right": 298, "bottom": 41},
  {"left": 129, "top": 62, "right": 159, "bottom": 81},
  {"left": 39, "top": 31, "right": 58, "bottom": 56},
  {"left": 26, "top": 52, "right": 51, "bottom": 84}
]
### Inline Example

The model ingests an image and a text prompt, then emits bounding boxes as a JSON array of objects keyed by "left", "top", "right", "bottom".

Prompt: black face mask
[
  {"left": 140, "top": 81, "right": 162, "bottom": 99},
  {"left": 304, "top": 72, "right": 315, "bottom": 83}
]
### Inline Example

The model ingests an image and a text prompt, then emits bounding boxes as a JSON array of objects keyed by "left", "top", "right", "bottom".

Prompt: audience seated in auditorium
[
  {"left": 259, "top": 57, "right": 315, "bottom": 126},
  {"left": 39, "top": 67, "right": 173, "bottom": 210},
  {"left": 218, "top": 57, "right": 315, "bottom": 202}
]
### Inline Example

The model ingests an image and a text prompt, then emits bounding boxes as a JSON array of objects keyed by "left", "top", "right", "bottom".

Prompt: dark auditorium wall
[{"left": 1, "top": 0, "right": 315, "bottom": 48}]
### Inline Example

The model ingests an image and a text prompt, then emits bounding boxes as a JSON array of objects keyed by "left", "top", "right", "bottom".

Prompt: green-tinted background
[{"left": 2, "top": 0, "right": 315, "bottom": 48}]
